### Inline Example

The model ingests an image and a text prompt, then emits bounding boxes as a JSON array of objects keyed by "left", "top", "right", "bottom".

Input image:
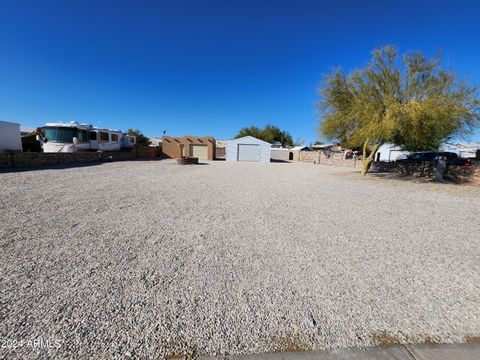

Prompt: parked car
[{"left": 395, "top": 151, "right": 472, "bottom": 166}]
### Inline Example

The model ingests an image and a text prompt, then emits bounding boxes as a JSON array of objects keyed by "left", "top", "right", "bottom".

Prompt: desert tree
[
  {"left": 235, "top": 124, "right": 294, "bottom": 146},
  {"left": 127, "top": 129, "right": 151, "bottom": 146},
  {"left": 318, "top": 46, "right": 479, "bottom": 175}
]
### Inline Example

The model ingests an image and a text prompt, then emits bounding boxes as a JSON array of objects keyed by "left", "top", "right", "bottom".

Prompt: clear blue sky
[{"left": 1, "top": 0, "right": 479, "bottom": 143}]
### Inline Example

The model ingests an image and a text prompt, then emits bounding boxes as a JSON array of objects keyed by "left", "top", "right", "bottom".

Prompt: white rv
[{"left": 38, "top": 121, "right": 136, "bottom": 153}]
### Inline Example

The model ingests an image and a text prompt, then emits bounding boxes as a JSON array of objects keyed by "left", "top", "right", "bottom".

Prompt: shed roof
[
  {"left": 227, "top": 136, "right": 271, "bottom": 145},
  {"left": 0, "top": 120, "right": 20, "bottom": 126}
]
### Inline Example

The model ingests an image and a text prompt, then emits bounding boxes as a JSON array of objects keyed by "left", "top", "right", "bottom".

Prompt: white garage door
[
  {"left": 191, "top": 145, "right": 208, "bottom": 160},
  {"left": 238, "top": 144, "right": 260, "bottom": 162}
]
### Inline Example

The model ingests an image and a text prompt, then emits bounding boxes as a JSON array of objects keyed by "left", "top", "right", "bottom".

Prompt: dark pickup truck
[{"left": 396, "top": 151, "right": 472, "bottom": 166}]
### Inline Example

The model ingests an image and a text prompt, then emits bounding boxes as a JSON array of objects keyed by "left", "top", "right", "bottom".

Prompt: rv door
[{"left": 89, "top": 130, "right": 99, "bottom": 150}]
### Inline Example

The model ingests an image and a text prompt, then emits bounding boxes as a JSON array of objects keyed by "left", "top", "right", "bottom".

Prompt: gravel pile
[{"left": 1, "top": 160, "right": 479, "bottom": 358}]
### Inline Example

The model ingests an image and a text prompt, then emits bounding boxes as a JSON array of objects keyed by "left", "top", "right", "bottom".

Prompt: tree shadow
[
  {"left": 0, "top": 158, "right": 164, "bottom": 173},
  {"left": 368, "top": 171, "right": 470, "bottom": 185}
]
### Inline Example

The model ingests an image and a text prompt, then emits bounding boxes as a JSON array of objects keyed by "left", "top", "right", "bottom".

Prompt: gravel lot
[{"left": 1, "top": 160, "right": 479, "bottom": 359}]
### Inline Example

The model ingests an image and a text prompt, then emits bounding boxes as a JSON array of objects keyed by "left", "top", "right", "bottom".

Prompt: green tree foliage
[
  {"left": 235, "top": 124, "right": 294, "bottom": 146},
  {"left": 318, "top": 46, "right": 480, "bottom": 175},
  {"left": 127, "top": 129, "right": 151, "bottom": 146}
]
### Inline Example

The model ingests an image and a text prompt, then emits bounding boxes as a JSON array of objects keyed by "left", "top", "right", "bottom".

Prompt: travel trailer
[
  {"left": 37, "top": 121, "right": 136, "bottom": 153},
  {"left": 0, "top": 120, "right": 22, "bottom": 152},
  {"left": 439, "top": 143, "right": 479, "bottom": 158}
]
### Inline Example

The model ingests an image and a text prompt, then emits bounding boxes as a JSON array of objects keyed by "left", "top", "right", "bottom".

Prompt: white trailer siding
[
  {"left": 226, "top": 136, "right": 271, "bottom": 162},
  {"left": 377, "top": 143, "right": 410, "bottom": 162},
  {"left": 0, "top": 121, "right": 22, "bottom": 152},
  {"left": 270, "top": 148, "right": 290, "bottom": 161},
  {"left": 439, "top": 143, "right": 478, "bottom": 158}
]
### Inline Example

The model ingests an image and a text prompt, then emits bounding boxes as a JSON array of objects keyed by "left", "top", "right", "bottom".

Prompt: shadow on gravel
[
  {"left": 0, "top": 162, "right": 105, "bottom": 173},
  {"left": 368, "top": 172, "right": 474, "bottom": 186},
  {"left": 270, "top": 160, "right": 291, "bottom": 163},
  {"left": 368, "top": 172, "right": 437, "bottom": 184},
  {"left": 0, "top": 159, "right": 166, "bottom": 173}
]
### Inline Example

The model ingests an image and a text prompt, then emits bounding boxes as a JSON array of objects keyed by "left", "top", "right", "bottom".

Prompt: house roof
[
  {"left": 0, "top": 120, "right": 20, "bottom": 126},
  {"left": 311, "top": 143, "right": 336, "bottom": 149},
  {"left": 290, "top": 145, "right": 309, "bottom": 151},
  {"left": 442, "top": 142, "right": 480, "bottom": 150}
]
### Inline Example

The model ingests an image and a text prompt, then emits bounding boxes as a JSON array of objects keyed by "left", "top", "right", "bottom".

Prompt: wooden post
[{"left": 8, "top": 151, "right": 15, "bottom": 168}]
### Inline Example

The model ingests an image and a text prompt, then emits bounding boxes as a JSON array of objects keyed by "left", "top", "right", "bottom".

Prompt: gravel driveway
[{"left": 1, "top": 160, "right": 479, "bottom": 358}]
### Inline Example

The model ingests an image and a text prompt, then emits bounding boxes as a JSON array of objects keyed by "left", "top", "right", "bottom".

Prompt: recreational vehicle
[{"left": 37, "top": 121, "right": 136, "bottom": 153}]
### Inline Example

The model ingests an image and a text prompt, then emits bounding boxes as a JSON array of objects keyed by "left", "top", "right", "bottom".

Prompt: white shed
[
  {"left": 226, "top": 136, "right": 271, "bottom": 162},
  {"left": 0, "top": 120, "right": 22, "bottom": 152}
]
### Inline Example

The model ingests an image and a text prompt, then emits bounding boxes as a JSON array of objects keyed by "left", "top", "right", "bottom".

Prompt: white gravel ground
[{"left": 1, "top": 160, "right": 479, "bottom": 359}]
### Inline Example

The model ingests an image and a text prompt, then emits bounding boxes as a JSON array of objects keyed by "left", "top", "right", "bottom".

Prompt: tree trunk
[{"left": 360, "top": 140, "right": 382, "bottom": 176}]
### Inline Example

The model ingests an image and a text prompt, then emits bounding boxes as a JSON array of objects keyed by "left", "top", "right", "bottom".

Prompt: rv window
[
  {"left": 100, "top": 132, "right": 109, "bottom": 142},
  {"left": 128, "top": 137, "right": 135, "bottom": 143},
  {"left": 44, "top": 127, "right": 76, "bottom": 143},
  {"left": 111, "top": 134, "right": 119, "bottom": 142},
  {"left": 89, "top": 132, "right": 97, "bottom": 141},
  {"left": 77, "top": 130, "right": 88, "bottom": 142}
]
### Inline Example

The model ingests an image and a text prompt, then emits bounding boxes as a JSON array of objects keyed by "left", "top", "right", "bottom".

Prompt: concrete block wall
[
  {"left": 296, "top": 151, "right": 359, "bottom": 168},
  {"left": 0, "top": 146, "right": 161, "bottom": 169},
  {"left": 295, "top": 151, "right": 479, "bottom": 183},
  {"left": 371, "top": 161, "right": 480, "bottom": 184},
  {"left": 0, "top": 152, "right": 99, "bottom": 168}
]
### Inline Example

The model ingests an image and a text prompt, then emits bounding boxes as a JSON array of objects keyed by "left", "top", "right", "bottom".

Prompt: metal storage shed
[{"left": 226, "top": 136, "right": 271, "bottom": 162}]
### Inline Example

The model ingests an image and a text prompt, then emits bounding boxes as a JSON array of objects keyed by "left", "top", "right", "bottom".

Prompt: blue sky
[{"left": 1, "top": 0, "right": 479, "bottom": 143}]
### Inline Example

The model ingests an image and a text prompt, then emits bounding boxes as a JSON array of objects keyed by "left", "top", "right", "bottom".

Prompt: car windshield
[{"left": 44, "top": 127, "right": 77, "bottom": 143}]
